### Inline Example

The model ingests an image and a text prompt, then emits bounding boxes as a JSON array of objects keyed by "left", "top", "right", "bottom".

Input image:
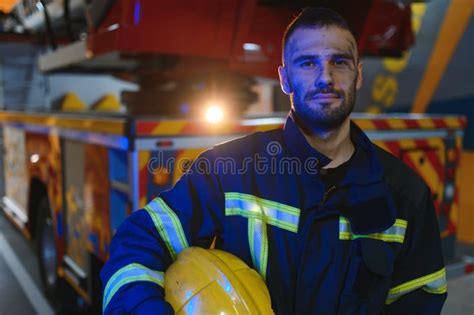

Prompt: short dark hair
[{"left": 282, "top": 7, "right": 355, "bottom": 62}]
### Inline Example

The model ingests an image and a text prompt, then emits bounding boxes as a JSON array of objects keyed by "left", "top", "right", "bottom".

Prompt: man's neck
[{"left": 297, "top": 117, "right": 354, "bottom": 169}]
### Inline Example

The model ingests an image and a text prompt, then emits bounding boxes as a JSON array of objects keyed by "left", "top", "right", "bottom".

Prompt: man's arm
[
  {"left": 100, "top": 149, "right": 224, "bottom": 314},
  {"left": 384, "top": 187, "right": 447, "bottom": 314}
]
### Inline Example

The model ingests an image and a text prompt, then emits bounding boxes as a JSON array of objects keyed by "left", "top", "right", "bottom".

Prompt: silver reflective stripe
[
  {"left": 225, "top": 192, "right": 297, "bottom": 281},
  {"left": 339, "top": 217, "right": 407, "bottom": 243},
  {"left": 144, "top": 197, "right": 189, "bottom": 260},
  {"left": 248, "top": 218, "right": 269, "bottom": 280},
  {"left": 339, "top": 217, "right": 351, "bottom": 234},
  {"left": 385, "top": 268, "right": 447, "bottom": 304},
  {"left": 422, "top": 275, "right": 448, "bottom": 294},
  {"left": 225, "top": 192, "right": 300, "bottom": 233},
  {"left": 103, "top": 263, "right": 164, "bottom": 311}
]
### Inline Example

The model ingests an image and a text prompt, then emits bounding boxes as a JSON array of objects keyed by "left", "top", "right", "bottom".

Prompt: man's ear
[
  {"left": 278, "top": 65, "right": 292, "bottom": 94},
  {"left": 356, "top": 61, "right": 363, "bottom": 90}
]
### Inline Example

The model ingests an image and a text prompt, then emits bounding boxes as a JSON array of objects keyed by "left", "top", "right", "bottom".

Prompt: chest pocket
[
  {"left": 338, "top": 217, "right": 407, "bottom": 314},
  {"left": 224, "top": 192, "right": 300, "bottom": 280}
]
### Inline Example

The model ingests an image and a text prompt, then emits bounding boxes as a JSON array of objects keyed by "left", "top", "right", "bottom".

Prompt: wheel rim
[{"left": 41, "top": 217, "right": 57, "bottom": 287}]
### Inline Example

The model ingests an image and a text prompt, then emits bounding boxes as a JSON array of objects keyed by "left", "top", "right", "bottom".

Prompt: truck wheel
[{"left": 36, "top": 197, "right": 58, "bottom": 301}]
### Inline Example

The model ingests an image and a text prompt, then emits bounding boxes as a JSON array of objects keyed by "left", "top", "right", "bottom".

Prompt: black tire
[
  {"left": 36, "top": 198, "right": 98, "bottom": 315},
  {"left": 36, "top": 197, "right": 59, "bottom": 303}
]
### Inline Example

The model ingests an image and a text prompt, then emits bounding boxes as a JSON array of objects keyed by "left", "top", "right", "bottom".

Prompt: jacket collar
[
  {"left": 282, "top": 111, "right": 383, "bottom": 186},
  {"left": 282, "top": 111, "right": 332, "bottom": 168},
  {"left": 340, "top": 121, "right": 384, "bottom": 186}
]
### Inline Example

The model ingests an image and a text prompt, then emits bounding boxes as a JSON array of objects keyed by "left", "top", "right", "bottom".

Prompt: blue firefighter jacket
[{"left": 101, "top": 112, "right": 447, "bottom": 314}]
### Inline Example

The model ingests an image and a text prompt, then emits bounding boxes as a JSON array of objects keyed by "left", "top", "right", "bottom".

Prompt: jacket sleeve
[
  {"left": 384, "top": 187, "right": 447, "bottom": 314},
  {"left": 100, "top": 149, "right": 224, "bottom": 314}
]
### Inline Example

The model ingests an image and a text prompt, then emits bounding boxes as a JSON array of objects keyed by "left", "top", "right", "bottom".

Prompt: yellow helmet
[{"left": 165, "top": 247, "right": 274, "bottom": 314}]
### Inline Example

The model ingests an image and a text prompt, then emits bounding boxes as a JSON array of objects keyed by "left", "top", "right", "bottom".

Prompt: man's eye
[
  {"left": 300, "top": 61, "right": 315, "bottom": 68},
  {"left": 333, "top": 59, "right": 349, "bottom": 66}
]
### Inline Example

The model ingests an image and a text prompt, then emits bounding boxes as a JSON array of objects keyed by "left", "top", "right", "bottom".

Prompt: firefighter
[{"left": 101, "top": 7, "right": 447, "bottom": 314}]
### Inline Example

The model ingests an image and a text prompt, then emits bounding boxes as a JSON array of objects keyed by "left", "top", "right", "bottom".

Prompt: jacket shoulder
[
  {"left": 374, "top": 144, "right": 430, "bottom": 207},
  {"left": 212, "top": 128, "right": 283, "bottom": 157}
]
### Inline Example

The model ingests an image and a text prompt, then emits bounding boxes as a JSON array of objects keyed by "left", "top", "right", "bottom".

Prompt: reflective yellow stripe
[
  {"left": 248, "top": 218, "right": 269, "bottom": 280},
  {"left": 422, "top": 283, "right": 448, "bottom": 294},
  {"left": 339, "top": 232, "right": 405, "bottom": 243},
  {"left": 103, "top": 263, "right": 164, "bottom": 311},
  {"left": 226, "top": 207, "right": 297, "bottom": 232},
  {"left": 225, "top": 192, "right": 300, "bottom": 233},
  {"left": 226, "top": 192, "right": 294, "bottom": 280},
  {"left": 385, "top": 268, "right": 447, "bottom": 304},
  {"left": 144, "top": 197, "right": 189, "bottom": 260},
  {"left": 225, "top": 192, "right": 300, "bottom": 215},
  {"left": 339, "top": 217, "right": 408, "bottom": 243}
]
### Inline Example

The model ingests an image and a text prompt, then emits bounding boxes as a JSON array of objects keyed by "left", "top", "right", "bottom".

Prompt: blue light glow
[
  {"left": 180, "top": 103, "right": 190, "bottom": 114},
  {"left": 134, "top": 0, "right": 141, "bottom": 26},
  {"left": 187, "top": 298, "right": 195, "bottom": 313},
  {"left": 186, "top": 290, "right": 193, "bottom": 299}
]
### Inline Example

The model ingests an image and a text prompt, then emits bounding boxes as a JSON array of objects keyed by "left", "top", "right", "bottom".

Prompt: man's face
[{"left": 278, "top": 26, "right": 363, "bottom": 130}]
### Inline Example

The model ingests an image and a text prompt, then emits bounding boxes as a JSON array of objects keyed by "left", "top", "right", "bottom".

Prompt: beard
[{"left": 291, "top": 80, "right": 357, "bottom": 131}]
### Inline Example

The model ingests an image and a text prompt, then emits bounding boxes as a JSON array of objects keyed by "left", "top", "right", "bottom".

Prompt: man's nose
[{"left": 316, "top": 64, "right": 334, "bottom": 87}]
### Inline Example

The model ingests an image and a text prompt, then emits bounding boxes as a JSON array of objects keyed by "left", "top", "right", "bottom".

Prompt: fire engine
[{"left": 0, "top": 110, "right": 466, "bottom": 310}]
